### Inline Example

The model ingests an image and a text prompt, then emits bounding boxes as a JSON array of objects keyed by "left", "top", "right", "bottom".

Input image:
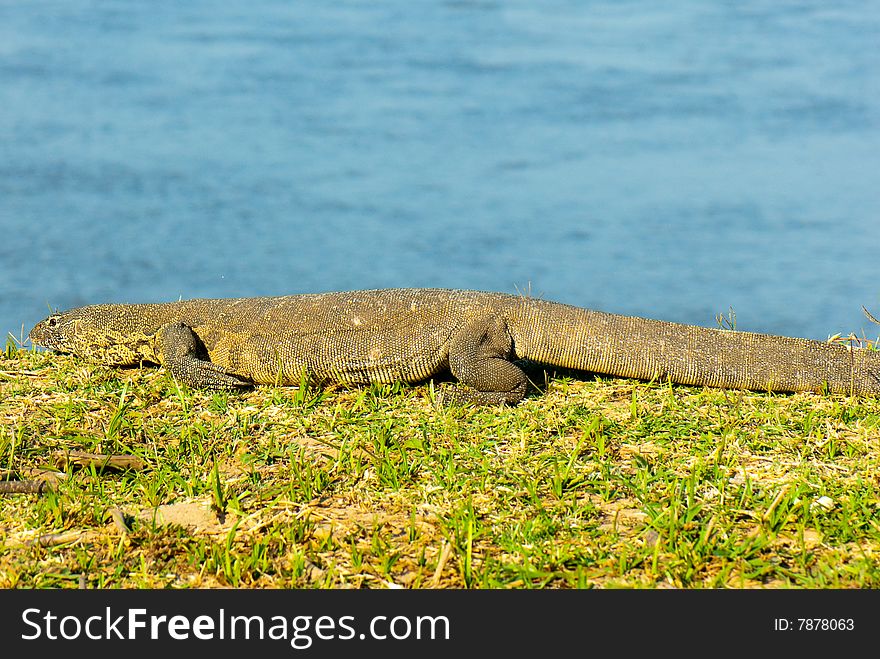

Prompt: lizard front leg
[{"left": 157, "top": 322, "right": 252, "bottom": 390}]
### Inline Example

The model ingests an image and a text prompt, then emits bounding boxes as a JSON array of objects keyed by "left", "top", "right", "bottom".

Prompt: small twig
[
  {"left": 0, "top": 480, "right": 54, "bottom": 495},
  {"left": 109, "top": 507, "right": 130, "bottom": 535},
  {"left": 762, "top": 485, "right": 791, "bottom": 522},
  {"left": 0, "top": 370, "right": 44, "bottom": 378},
  {"left": 26, "top": 531, "right": 82, "bottom": 547},
  {"left": 1, "top": 467, "right": 65, "bottom": 495},
  {"left": 432, "top": 541, "right": 453, "bottom": 586},
  {"left": 862, "top": 305, "right": 880, "bottom": 326},
  {"left": 52, "top": 451, "right": 146, "bottom": 472}
]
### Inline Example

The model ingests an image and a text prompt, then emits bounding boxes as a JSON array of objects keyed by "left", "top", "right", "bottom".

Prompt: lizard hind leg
[
  {"left": 444, "top": 315, "right": 527, "bottom": 406},
  {"left": 157, "top": 322, "right": 252, "bottom": 390}
]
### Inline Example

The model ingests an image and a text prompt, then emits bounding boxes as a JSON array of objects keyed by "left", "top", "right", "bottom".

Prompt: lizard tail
[{"left": 507, "top": 298, "right": 880, "bottom": 395}]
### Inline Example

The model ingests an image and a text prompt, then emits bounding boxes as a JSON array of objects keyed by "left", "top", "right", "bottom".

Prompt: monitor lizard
[{"left": 28, "top": 288, "right": 880, "bottom": 404}]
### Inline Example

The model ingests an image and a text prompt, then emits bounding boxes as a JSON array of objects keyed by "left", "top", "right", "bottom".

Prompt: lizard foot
[
  {"left": 159, "top": 322, "right": 253, "bottom": 390},
  {"left": 434, "top": 382, "right": 524, "bottom": 407},
  {"left": 167, "top": 358, "right": 253, "bottom": 391}
]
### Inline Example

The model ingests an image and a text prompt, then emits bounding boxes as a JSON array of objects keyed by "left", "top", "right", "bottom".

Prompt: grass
[{"left": 1, "top": 338, "right": 879, "bottom": 588}]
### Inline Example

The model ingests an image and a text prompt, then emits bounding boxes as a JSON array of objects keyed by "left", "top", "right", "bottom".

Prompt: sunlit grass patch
[{"left": 1, "top": 347, "right": 878, "bottom": 588}]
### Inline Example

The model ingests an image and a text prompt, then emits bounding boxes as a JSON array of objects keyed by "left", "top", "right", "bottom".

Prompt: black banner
[{"left": 0, "top": 588, "right": 873, "bottom": 655}]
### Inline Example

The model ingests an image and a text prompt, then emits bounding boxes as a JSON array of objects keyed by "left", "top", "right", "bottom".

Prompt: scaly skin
[{"left": 28, "top": 288, "right": 880, "bottom": 404}]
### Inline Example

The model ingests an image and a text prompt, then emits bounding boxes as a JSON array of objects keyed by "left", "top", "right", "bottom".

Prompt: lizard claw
[
  {"left": 167, "top": 357, "right": 253, "bottom": 390},
  {"left": 434, "top": 382, "right": 520, "bottom": 407}
]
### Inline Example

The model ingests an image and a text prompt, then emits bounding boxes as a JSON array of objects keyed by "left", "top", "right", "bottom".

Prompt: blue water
[{"left": 1, "top": 1, "right": 878, "bottom": 343}]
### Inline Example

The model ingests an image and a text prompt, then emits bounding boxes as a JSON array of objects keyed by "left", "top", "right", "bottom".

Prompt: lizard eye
[{"left": 48, "top": 317, "right": 58, "bottom": 328}]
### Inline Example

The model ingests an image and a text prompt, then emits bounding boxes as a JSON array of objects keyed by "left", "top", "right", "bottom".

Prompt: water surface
[{"left": 1, "top": 1, "right": 878, "bottom": 343}]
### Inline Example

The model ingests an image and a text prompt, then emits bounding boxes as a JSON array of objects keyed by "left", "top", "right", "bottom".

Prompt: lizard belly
[
  {"left": 204, "top": 329, "right": 450, "bottom": 386},
  {"left": 305, "top": 329, "right": 450, "bottom": 385}
]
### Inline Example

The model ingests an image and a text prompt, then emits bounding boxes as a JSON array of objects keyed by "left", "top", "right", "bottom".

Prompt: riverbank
[{"left": 1, "top": 343, "right": 878, "bottom": 588}]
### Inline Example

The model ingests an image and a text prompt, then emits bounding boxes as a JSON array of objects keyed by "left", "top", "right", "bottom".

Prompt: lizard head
[
  {"left": 29, "top": 310, "right": 76, "bottom": 353},
  {"left": 29, "top": 305, "right": 150, "bottom": 365}
]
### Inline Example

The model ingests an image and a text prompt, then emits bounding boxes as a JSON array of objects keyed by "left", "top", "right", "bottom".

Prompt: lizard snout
[{"left": 28, "top": 315, "right": 66, "bottom": 351}]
